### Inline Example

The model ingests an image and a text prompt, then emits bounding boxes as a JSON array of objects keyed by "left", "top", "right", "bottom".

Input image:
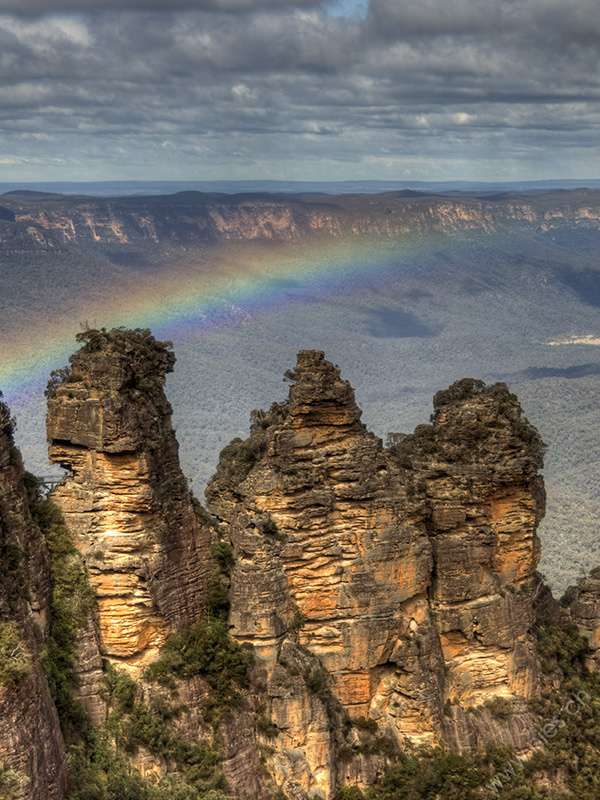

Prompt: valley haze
[{"left": 0, "top": 184, "right": 599, "bottom": 597}]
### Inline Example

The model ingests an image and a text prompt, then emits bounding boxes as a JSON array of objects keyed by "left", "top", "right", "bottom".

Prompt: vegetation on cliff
[
  {"left": 46, "top": 327, "right": 175, "bottom": 400},
  {"left": 208, "top": 401, "right": 289, "bottom": 492},
  {"left": 388, "top": 377, "right": 546, "bottom": 470},
  {"left": 100, "top": 664, "right": 227, "bottom": 797},
  {"left": 144, "top": 621, "right": 252, "bottom": 724},
  {"left": 0, "top": 391, "right": 16, "bottom": 437},
  {"left": 45, "top": 628, "right": 242, "bottom": 800},
  {"left": 335, "top": 617, "right": 600, "bottom": 800},
  {"left": 0, "top": 621, "right": 32, "bottom": 687},
  {"left": 31, "top": 497, "right": 96, "bottom": 735}
]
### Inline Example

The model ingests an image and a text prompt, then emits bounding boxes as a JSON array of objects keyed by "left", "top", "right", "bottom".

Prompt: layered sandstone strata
[
  {"left": 46, "top": 328, "right": 212, "bottom": 675},
  {"left": 405, "top": 379, "right": 546, "bottom": 751},
  {"left": 206, "top": 352, "right": 546, "bottom": 798},
  {"left": 0, "top": 398, "right": 68, "bottom": 800}
]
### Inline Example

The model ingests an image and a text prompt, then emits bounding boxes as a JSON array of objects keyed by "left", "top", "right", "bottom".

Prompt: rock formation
[
  {"left": 0, "top": 334, "right": 557, "bottom": 800},
  {"left": 206, "top": 352, "right": 547, "bottom": 797},
  {"left": 0, "top": 395, "right": 68, "bottom": 800},
  {"left": 46, "top": 328, "right": 213, "bottom": 676},
  {"left": 44, "top": 329, "right": 271, "bottom": 797}
]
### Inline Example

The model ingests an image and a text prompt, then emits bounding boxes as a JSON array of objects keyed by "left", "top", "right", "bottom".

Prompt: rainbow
[{"left": 0, "top": 232, "right": 460, "bottom": 412}]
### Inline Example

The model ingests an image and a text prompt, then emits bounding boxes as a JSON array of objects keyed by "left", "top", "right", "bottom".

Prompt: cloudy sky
[{"left": 0, "top": 0, "right": 599, "bottom": 182}]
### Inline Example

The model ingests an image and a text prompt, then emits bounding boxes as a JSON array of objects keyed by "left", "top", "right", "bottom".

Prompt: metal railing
[{"left": 35, "top": 474, "right": 66, "bottom": 493}]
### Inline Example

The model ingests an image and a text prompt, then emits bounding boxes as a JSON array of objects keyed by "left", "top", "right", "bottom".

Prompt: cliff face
[
  {"left": 44, "top": 330, "right": 271, "bottom": 799},
  {"left": 566, "top": 570, "right": 600, "bottom": 671},
  {"left": 46, "top": 329, "right": 212, "bottom": 677},
  {"left": 2, "top": 189, "right": 599, "bottom": 247},
  {"left": 0, "top": 398, "right": 68, "bottom": 800},
  {"left": 408, "top": 381, "right": 546, "bottom": 751},
  {"left": 206, "top": 353, "right": 546, "bottom": 798}
]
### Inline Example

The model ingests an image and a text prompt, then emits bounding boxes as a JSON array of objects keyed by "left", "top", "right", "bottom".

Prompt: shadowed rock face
[
  {"left": 207, "top": 353, "right": 546, "bottom": 798},
  {"left": 46, "top": 330, "right": 212, "bottom": 676},
  {"left": 0, "top": 400, "right": 68, "bottom": 800},
  {"left": 566, "top": 570, "right": 600, "bottom": 671}
]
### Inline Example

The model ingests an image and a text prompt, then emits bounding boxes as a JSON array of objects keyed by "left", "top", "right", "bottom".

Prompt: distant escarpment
[{"left": 1, "top": 188, "right": 599, "bottom": 247}]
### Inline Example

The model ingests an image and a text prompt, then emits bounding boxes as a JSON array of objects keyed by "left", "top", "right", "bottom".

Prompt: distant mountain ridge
[
  {"left": 2, "top": 187, "right": 600, "bottom": 248},
  {"left": 2, "top": 178, "right": 600, "bottom": 197}
]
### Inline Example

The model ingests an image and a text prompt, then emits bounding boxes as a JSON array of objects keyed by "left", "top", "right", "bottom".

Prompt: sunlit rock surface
[
  {"left": 207, "top": 352, "right": 546, "bottom": 797},
  {"left": 46, "top": 330, "right": 212, "bottom": 676}
]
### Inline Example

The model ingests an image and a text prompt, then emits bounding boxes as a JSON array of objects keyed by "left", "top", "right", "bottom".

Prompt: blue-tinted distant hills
[{"left": 2, "top": 178, "right": 600, "bottom": 197}]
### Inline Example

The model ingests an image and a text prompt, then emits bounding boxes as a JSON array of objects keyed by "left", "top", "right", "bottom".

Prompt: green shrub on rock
[
  {"left": 0, "top": 622, "right": 31, "bottom": 687},
  {"left": 144, "top": 620, "right": 252, "bottom": 719}
]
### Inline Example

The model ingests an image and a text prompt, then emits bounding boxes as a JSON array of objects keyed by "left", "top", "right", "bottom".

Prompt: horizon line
[{"left": 3, "top": 177, "right": 600, "bottom": 198}]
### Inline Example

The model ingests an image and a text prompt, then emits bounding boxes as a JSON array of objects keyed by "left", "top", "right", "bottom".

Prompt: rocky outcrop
[
  {"left": 30, "top": 334, "right": 552, "bottom": 799},
  {"left": 46, "top": 328, "right": 213, "bottom": 676},
  {"left": 43, "top": 330, "right": 278, "bottom": 800},
  {"left": 406, "top": 379, "right": 546, "bottom": 750},
  {"left": 206, "top": 353, "right": 546, "bottom": 798},
  {"left": 0, "top": 396, "right": 68, "bottom": 800}
]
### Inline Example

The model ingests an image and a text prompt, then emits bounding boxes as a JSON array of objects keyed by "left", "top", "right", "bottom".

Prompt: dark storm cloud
[
  {"left": 367, "top": 0, "right": 506, "bottom": 36},
  {"left": 0, "top": 0, "right": 322, "bottom": 13},
  {"left": 0, "top": 0, "right": 598, "bottom": 180},
  {"left": 367, "top": 0, "right": 600, "bottom": 48}
]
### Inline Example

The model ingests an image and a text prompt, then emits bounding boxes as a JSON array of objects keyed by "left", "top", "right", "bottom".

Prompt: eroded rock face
[
  {"left": 46, "top": 329, "right": 212, "bottom": 675},
  {"left": 566, "top": 570, "right": 600, "bottom": 671},
  {"left": 37, "top": 339, "right": 550, "bottom": 799},
  {"left": 206, "top": 353, "right": 546, "bottom": 798},
  {"left": 0, "top": 399, "right": 68, "bottom": 800},
  {"left": 406, "top": 380, "right": 546, "bottom": 753}
]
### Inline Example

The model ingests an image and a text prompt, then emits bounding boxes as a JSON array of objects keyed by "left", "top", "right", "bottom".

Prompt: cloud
[
  {"left": 0, "top": 0, "right": 322, "bottom": 13},
  {"left": 367, "top": 0, "right": 506, "bottom": 37},
  {"left": 0, "top": 0, "right": 598, "bottom": 181}
]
